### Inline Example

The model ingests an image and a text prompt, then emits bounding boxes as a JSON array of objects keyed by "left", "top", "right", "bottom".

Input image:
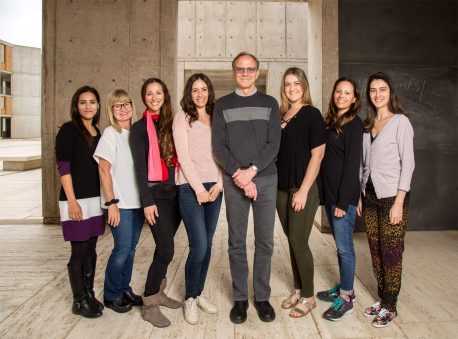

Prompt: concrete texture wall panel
[
  {"left": 226, "top": 1, "right": 257, "bottom": 58},
  {"left": 178, "top": 1, "right": 196, "bottom": 58},
  {"left": 43, "top": 0, "right": 178, "bottom": 222},
  {"left": 196, "top": 1, "right": 226, "bottom": 58},
  {"left": 286, "top": 2, "right": 308, "bottom": 60},
  {"left": 256, "top": 2, "right": 285, "bottom": 59}
]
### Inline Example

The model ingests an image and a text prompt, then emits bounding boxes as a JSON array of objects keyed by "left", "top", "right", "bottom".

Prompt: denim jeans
[
  {"left": 325, "top": 204, "right": 357, "bottom": 295},
  {"left": 104, "top": 208, "right": 144, "bottom": 300},
  {"left": 178, "top": 183, "right": 222, "bottom": 299}
]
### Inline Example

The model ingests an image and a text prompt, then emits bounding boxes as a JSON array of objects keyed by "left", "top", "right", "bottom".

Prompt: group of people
[{"left": 55, "top": 52, "right": 414, "bottom": 329}]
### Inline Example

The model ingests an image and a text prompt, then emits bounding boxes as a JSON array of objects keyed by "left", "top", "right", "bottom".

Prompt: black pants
[
  {"left": 144, "top": 184, "right": 181, "bottom": 296},
  {"left": 69, "top": 236, "right": 98, "bottom": 267}
]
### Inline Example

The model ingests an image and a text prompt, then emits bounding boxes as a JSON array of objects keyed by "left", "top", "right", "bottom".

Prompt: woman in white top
[
  {"left": 173, "top": 73, "right": 223, "bottom": 324},
  {"left": 358, "top": 72, "right": 414, "bottom": 328},
  {"left": 94, "top": 89, "right": 144, "bottom": 313}
]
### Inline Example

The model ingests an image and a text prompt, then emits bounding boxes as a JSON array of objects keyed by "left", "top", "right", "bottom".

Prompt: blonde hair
[
  {"left": 280, "top": 67, "right": 313, "bottom": 115},
  {"left": 105, "top": 89, "right": 136, "bottom": 132}
]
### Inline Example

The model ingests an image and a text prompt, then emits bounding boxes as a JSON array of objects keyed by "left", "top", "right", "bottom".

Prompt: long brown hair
[
  {"left": 70, "top": 85, "right": 101, "bottom": 145},
  {"left": 180, "top": 73, "right": 215, "bottom": 126},
  {"left": 141, "top": 78, "right": 175, "bottom": 167},
  {"left": 364, "top": 72, "right": 408, "bottom": 132},
  {"left": 280, "top": 67, "right": 312, "bottom": 115},
  {"left": 324, "top": 77, "right": 360, "bottom": 136}
]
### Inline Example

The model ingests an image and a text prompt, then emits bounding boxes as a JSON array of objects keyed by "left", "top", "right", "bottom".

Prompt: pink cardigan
[
  {"left": 360, "top": 114, "right": 415, "bottom": 199},
  {"left": 172, "top": 111, "right": 222, "bottom": 193}
]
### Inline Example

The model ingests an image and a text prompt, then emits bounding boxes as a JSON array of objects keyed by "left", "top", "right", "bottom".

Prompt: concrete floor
[{"left": 0, "top": 162, "right": 457, "bottom": 338}]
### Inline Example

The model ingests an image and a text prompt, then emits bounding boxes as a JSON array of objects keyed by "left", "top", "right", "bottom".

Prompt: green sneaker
[
  {"left": 322, "top": 296, "right": 354, "bottom": 321},
  {"left": 316, "top": 284, "right": 340, "bottom": 302}
]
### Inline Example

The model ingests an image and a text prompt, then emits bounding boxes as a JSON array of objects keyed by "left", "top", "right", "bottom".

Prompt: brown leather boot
[
  {"left": 158, "top": 278, "right": 182, "bottom": 309},
  {"left": 142, "top": 294, "right": 171, "bottom": 328}
]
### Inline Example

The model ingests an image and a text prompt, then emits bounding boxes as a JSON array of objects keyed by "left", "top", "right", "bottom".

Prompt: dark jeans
[
  {"left": 178, "top": 183, "right": 222, "bottom": 299},
  {"left": 69, "top": 236, "right": 98, "bottom": 267},
  {"left": 144, "top": 184, "right": 181, "bottom": 297},
  {"left": 104, "top": 208, "right": 144, "bottom": 300},
  {"left": 276, "top": 183, "right": 319, "bottom": 298}
]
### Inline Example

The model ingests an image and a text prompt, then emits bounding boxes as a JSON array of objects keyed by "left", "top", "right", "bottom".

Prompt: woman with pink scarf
[{"left": 130, "top": 78, "right": 181, "bottom": 328}]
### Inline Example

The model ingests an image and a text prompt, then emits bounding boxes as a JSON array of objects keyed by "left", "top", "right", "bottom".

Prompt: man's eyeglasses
[
  {"left": 112, "top": 102, "right": 132, "bottom": 111},
  {"left": 233, "top": 67, "right": 257, "bottom": 74}
]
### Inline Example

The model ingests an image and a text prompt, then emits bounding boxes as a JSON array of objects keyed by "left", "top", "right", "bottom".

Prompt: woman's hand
[
  {"left": 357, "top": 196, "right": 363, "bottom": 217},
  {"left": 291, "top": 189, "right": 308, "bottom": 212},
  {"left": 107, "top": 204, "right": 120, "bottom": 227},
  {"left": 208, "top": 184, "right": 221, "bottom": 202},
  {"left": 389, "top": 202, "right": 403, "bottom": 225},
  {"left": 144, "top": 205, "right": 159, "bottom": 225},
  {"left": 334, "top": 207, "right": 346, "bottom": 218},
  {"left": 68, "top": 200, "right": 83, "bottom": 221},
  {"left": 197, "top": 191, "right": 210, "bottom": 205}
]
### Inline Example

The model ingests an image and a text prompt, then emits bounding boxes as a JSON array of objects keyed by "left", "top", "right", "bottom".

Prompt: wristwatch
[
  {"left": 250, "top": 164, "right": 258, "bottom": 173},
  {"left": 104, "top": 198, "right": 119, "bottom": 207}
]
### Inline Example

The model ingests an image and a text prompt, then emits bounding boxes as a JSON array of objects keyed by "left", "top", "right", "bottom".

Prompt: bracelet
[{"left": 104, "top": 198, "right": 119, "bottom": 207}]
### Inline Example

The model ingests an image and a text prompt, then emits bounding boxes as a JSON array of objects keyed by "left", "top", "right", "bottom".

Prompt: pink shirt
[{"left": 173, "top": 111, "right": 222, "bottom": 193}]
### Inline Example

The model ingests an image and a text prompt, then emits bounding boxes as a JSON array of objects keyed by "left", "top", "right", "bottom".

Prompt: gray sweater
[
  {"left": 212, "top": 91, "right": 281, "bottom": 177},
  {"left": 360, "top": 114, "right": 415, "bottom": 199}
]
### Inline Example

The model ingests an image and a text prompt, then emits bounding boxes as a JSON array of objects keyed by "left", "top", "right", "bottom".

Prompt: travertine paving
[{"left": 0, "top": 167, "right": 456, "bottom": 338}]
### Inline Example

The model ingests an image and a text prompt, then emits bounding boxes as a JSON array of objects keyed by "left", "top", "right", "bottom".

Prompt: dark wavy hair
[
  {"left": 70, "top": 85, "right": 101, "bottom": 145},
  {"left": 324, "top": 77, "right": 360, "bottom": 136},
  {"left": 364, "top": 72, "right": 408, "bottom": 132},
  {"left": 141, "top": 78, "right": 175, "bottom": 167},
  {"left": 180, "top": 73, "right": 215, "bottom": 126}
]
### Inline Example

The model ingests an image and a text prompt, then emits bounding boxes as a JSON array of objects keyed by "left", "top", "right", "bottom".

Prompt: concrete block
[
  {"left": 257, "top": 2, "right": 286, "bottom": 59},
  {"left": 226, "top": 1, "right": 257, "bottom": 58},
  {"left": 177, "top": 0, "right": 196, "bottom": 59},
  {"left": 196, "top": 1, "right": 226, "bottom": 58},
  {"left": 286, "top": 2, "right": 308, "bottom": 60}
]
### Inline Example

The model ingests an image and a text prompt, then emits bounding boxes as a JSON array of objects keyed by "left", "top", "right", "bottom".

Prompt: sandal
[
  {"left": 281, "top": 289, "right": 301, "bottom": 309},
  {"left": 289, "top": 297, "right": 316, "bottom": 318}
]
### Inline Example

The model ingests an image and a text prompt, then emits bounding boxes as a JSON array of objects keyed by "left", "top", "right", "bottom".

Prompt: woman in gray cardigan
[{"left": 358, "top": 72, "right": 414, "bottom": 328}]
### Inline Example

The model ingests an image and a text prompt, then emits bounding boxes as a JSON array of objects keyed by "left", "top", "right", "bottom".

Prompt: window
[{"left": 0, "top": 44, "right": 5, "bottom": 63}]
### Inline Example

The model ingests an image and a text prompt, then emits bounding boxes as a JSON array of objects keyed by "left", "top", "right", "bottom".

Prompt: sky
[{"left": 0, "top": 0, "right": 42, "bottom": 48}]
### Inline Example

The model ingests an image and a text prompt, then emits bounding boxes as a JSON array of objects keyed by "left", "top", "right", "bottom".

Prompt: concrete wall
[
  {"left": 12, "top": 45, "right": 41, "bottom": 138},
  {"left": 42, "top": 0, "right": 178, "bottom": 223},
  {"left": 176, "top": 1, "right": 309, "bottom": 106},
  {"left": 339, "top": 0, "right": 458, "bottom": 230}
]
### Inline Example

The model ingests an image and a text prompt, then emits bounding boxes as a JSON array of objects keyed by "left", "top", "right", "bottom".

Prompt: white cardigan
[{"left": 360, "top": 114, "right": 415, "bottom": 199}]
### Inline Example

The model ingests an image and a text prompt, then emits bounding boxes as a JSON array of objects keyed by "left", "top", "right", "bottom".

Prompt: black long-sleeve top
[
  {"left": 320, "top": 116, "right": 364, "bottom": 211},
  {"left": 129, "top": 117, "right": 175, "bottom": 208}
]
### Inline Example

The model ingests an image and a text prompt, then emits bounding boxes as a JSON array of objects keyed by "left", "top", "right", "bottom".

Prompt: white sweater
[{"left": 360, "top": 114, "right": 415, "bottom": 199}]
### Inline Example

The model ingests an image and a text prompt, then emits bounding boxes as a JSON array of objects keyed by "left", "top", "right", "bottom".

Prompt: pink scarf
[{"left": 143, "top": 109, "right": 168, "bottom": 182}]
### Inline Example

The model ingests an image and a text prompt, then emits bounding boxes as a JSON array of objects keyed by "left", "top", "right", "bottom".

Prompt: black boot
[
  {"left": 84, "top": 255, "right": 104, "bottom": 311},
  {"left": 67, "top": 264, "right": 102, "bottom": 318}
]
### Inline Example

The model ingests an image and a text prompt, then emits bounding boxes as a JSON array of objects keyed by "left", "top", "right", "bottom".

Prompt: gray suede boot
[
  {"left": 142, "top": 294, "right": 171, "bottom": 328},
  {"left": 158, "top": 278, "right": 182, "bottom": 309}
]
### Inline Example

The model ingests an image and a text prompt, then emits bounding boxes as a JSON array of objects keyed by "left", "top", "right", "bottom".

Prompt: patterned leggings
[{"left": 363, "top": 186, "right": 409, "bottom": 313}]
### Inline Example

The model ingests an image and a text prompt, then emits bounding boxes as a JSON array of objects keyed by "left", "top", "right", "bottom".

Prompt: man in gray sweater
[{"left": 212, "top": 52, "right": 281, "bottom": 324}]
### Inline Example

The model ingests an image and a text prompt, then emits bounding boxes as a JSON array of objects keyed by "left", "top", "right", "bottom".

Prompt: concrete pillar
[
  {"left": 307, "top": 0, "right": 339, "bottom": 232},
  {"left": 42, "top": 0, "right": 178, "bottom": 223}
]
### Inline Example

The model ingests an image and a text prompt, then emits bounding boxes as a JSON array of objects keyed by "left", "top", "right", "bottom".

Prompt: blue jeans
[
  {"left": 104, "top": 208, "right": 144, "bottom": 300},
  {"left": 178, "top": 183, "right": 222, "bottom": 299},
  {"left": 325, "top": 204, "right": 357, "bottom": 295}
]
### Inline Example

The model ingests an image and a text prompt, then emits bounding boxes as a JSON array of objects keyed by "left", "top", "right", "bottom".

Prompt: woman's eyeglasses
[{"left": 112, "top": 102, "right": 132, "bottom": 111}]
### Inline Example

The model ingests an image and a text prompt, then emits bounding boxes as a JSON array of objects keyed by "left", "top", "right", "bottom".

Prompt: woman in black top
[
  {"left": 316, "top": 77, "right": 363, "bottom": 321},
  {"left": 276, "top": 67, "right": 325, "bottom": 318},
  {"left": 55, "top": 85, "right": 105, "bottom": 319},
  {"left": 130, "top": 78, "right": 181, "bottom": 328}
]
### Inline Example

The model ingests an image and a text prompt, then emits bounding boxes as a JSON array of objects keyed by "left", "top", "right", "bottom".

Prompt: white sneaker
[
  {"left": 184, "top": 297, "right": 199, "bottom": 325},
  {"left": 197, "top": 294, "right": 217, "bottom": 314}
]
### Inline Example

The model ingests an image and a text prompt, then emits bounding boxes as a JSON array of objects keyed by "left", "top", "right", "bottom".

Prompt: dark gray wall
[{"left": 339, "top": 0, "right": 457, "bottom": 230}]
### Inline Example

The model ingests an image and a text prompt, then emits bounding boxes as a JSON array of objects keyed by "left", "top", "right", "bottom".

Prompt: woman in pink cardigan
[
  {"left": 358, "top": 72, "right": 415, "bottom": 328},
  {"left": 173, "top": 73, "right": 223, "bottom": 325}
]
